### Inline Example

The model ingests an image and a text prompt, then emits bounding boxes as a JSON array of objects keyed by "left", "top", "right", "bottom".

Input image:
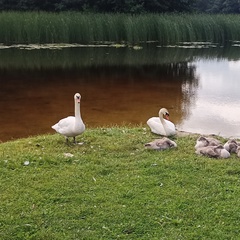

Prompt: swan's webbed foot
[
  {"left": 73, "top": 137, "right": 84, "bottom": 145},
  {"left": 65, "top": 136, "right": 83, "bottom": 145},
  {"left": 64, "top": 137, "right": 77, "bottom": 144}
]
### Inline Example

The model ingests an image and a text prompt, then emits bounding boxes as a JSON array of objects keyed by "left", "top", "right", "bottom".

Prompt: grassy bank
[
  {"left": 1, "top": 126, "right": 240, "bottom": 239},
  {"left": 1, "top": 12, "right": 240, "bottom": 45}
]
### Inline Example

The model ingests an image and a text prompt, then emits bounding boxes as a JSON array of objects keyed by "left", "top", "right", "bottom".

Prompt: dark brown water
[
  {"left": 0, "top": 64, "right": 195, "bottom": 141},
  {"left": 1, "top": 44, "right": 240, "bottom": 142}
]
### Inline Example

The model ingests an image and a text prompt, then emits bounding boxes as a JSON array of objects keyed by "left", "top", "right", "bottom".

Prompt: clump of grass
[
  {"left": 1, "top": 126, "right": 240, "bottom": 239},
  {"left": 1, "top": 12, "right": 240, "bottom": 45}
]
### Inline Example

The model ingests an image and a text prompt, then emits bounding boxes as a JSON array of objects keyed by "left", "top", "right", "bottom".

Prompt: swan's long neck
[
  {"left": 74, "top": 101, "right": 81, "bottom": 120},
  {"left": 159, "top": 111, "right": 167, "bottom": 134},
  {"left": 159, "top": 111, "right": 165, "bottom": 124}
]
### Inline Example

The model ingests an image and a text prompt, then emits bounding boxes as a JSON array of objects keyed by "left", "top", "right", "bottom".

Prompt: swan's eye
[{"left": 165, "top": 112, "right": 169, "bottom": 116}]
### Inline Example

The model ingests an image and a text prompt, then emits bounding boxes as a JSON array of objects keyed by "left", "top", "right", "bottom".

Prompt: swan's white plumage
[
  {"left": 52, "top": 93, "right": 85, "bottom": 143},
  {"left": 52, "top": 116, "right": 84, "bottom": 137},
  {"left": 147, "top": 108, "right": 176, "bottom": 136}
]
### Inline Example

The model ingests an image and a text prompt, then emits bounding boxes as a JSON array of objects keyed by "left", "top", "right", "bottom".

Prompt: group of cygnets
[
  {"left": 51, "top": 93, "right": 240, "bottom": 159},
  {"left": 144, "top": 107, "right": 240, "bottom": 159},
  {"left": 145, "top": 131, "right": 240, "bottom": 159},
  {"left": 194, "top": 137, "right": 240, "bottom": 159}
]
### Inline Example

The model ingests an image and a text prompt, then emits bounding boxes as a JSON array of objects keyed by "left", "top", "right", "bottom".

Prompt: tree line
[
  {"left": 193, "top": 0, "right": 240, "bottom": 13},
  {"left": 0, "top": 0, "right": 240, "bottom": 14}
]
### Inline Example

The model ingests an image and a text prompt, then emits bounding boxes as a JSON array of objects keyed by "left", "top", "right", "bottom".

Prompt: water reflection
[
  {"left": 178, "top": 59, "right": 240, "bottom": 138},
  {"left": 1, "top": 44, "right": 240, "bottom": 70},
  {"left": 0, "top": 44, "right": 240, "bottom": 142},
  {"left": 0, "top": 63, "right": 197, "bottom": 142}
]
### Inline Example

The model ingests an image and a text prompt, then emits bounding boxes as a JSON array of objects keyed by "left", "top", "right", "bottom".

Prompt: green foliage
[
  {"left": 1, "top": 12, "right": 240, "bottom": 45},
  {"left": 0, "top": 0, "right": 240, "bottom": 13},
  {"left": 1, "top": 127, "right": 240, "bottom": 239},
  {"left": 0, "top": 0, "right": 194, "bottom": 13},
  {"left": 193, "top": 0, "right": 240, "bottom": 13}
]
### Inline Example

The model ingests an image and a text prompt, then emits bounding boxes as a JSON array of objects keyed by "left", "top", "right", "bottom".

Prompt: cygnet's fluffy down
[
  {"left": 195, "top": 136, "right": 221, "bottom": 150},
  {"left": 236, "top": 146, "right": 240, "bottom": 158},
  {"left": 145, "top": 137, "right": 177, "bottom": 150},
  {"left": 223, "top": 139, "right": 240, "bottom": 153},
  {"left": 195, "top": 145, "right": 230, "bottom": 159}
]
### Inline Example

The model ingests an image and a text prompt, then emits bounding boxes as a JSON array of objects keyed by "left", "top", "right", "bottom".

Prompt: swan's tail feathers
[{"left": 51, "top": 124, "right": 58, "bottom": 131}]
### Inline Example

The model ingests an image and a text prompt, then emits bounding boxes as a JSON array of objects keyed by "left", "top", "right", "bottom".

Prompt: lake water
[{"left": 1, "top": 43, "right": 240, "bottom": 142}]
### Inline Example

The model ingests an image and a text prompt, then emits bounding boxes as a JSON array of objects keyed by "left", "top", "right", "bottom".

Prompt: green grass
[
  {"left": 1, "top": 126, "right": 240, "bottom": 239},
  {"left": 1, "top": 12, "right": 240, "bottom": 45}
]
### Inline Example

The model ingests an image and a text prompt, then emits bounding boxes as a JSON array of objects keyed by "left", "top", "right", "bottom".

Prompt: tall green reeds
[{"left": 0, "top": 12, "right": 240, "bottom": 45}]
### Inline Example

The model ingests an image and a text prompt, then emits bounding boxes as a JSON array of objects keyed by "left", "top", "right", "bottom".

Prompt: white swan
[
  {"left": 145, "top": 137, "right": 177, "bottom": 150},
  {"left": 147, "top": 108, "right": 176, "bottom": 136},
  {"left": 52, "top": 93, "right": 85, "bottom": 143}
]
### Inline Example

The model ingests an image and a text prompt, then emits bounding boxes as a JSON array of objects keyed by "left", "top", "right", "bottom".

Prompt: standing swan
[
  {"left": 52, "top": 93, "right": 85, "bottom": 143},
  {"left": 147, "top": 108, "right": 176, "bottom": 136}
]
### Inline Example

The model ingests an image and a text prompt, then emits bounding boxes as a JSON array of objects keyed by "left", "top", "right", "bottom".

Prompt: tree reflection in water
[
  {"left": 0, "top": 62, "right": 198, "bottom": 141},
  {"left": 1, "top": 43, "right": 240, "bottom": 141}
]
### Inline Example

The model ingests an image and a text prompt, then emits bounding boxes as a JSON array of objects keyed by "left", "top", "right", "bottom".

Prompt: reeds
[{"left": 0, "top": 12, "right": 240, "bottom": 45}]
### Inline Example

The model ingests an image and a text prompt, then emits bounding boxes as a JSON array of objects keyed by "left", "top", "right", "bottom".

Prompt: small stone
[
  {"left": 64, "top": 153, "right": 74, "bottom": 158},
  {"left": 24, "top": 161, "right": 30, "bottom": 166}
]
